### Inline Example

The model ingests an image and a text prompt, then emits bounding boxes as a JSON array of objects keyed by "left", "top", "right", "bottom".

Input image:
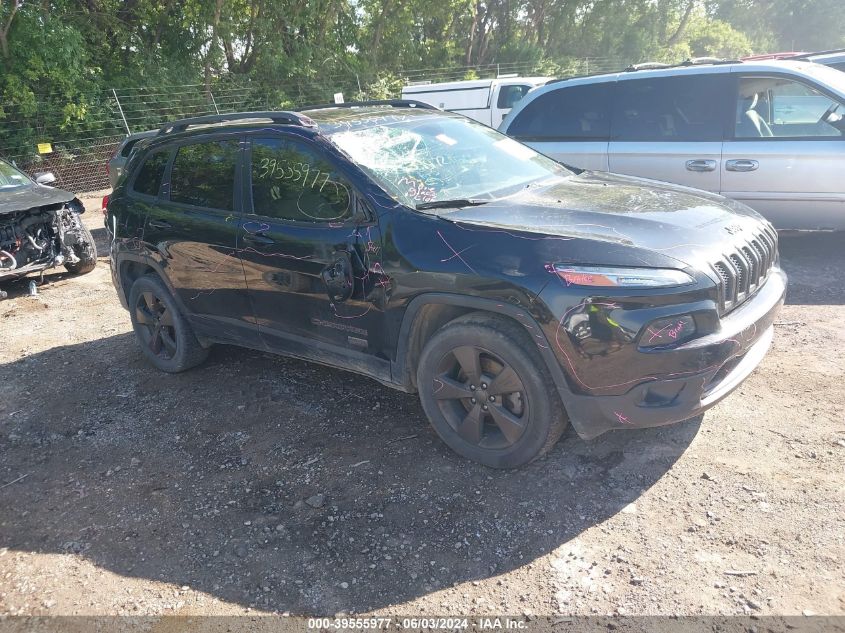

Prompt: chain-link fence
[{"left": 0, "top": 57, "right": 624, "bottom": 195}]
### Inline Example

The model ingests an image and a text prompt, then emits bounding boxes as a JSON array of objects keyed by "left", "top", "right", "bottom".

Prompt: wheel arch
[
  {"left": 114, "top": 253, "right": 188, "bottom": 315},
  {"left": 393, "top": 293, "right": 574, "bottom": 403}
]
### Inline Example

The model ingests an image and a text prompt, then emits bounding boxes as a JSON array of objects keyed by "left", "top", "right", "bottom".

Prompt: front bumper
[{"left": 564, "top": 268, "right": 786, "bottom": 439}]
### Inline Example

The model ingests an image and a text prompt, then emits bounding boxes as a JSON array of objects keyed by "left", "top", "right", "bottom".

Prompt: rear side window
[
  {"left": 250, "top": 137, "right": 353, "bottom": 223},
  {"left": 507, "top": 83, "right": 612, "bottom": 141},
  {"left": 132, "top": 151, "right": 169, "bottom": 197},
  {"left": 612, "top": 75, "right": 728, "bottom": 141},
  {"left": 169, "top": 140, "right": 238, "bottom": 211},
  {"left": 121, "top": 139, "right": 140, "bottom": 157}
]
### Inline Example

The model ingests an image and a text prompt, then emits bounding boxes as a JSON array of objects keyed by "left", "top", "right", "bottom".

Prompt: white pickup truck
[{"left": 401, "top": 77, "right": 551, "bottom": 128}]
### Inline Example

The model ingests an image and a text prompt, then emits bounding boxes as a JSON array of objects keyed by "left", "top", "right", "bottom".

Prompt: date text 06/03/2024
[{"left": 307, "top": 617, "right": 528, "bottom": 630}]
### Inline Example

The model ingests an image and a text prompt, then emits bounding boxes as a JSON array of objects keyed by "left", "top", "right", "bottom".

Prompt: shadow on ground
[
  {"left": 0, "top": 333, "right": 701, "bottom": 613},
  {"left": 779, "top": 231, "right": 845, "bottom": 306}
]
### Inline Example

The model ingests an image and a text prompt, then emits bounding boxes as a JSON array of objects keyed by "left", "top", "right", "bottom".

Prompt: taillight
[{"left": 102, "top": 194, "right": 109, "bottom": 215}]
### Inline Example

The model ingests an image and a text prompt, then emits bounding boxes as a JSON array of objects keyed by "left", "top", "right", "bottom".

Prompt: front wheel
[
  {"left": 417, "top": 313, "right": 568, "bottom": 468},
  {"left": 128, "top": 274, "right": 209, "bottom": 373}
]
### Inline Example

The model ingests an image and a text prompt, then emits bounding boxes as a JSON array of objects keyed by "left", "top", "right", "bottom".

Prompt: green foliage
[
  {"left": 685, "top": 16, "right": 754, "bottom": 58},
  {"left": 1, "top": 0, "right": 843, "bottom": 175}
]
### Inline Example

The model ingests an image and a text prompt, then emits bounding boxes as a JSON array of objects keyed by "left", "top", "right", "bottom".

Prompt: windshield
[
  {"left": 0, "top": 160, "right": 32, "bottom": 190},
  {"left": 326, "top": 114, "right": 570, "bottom": 208}
]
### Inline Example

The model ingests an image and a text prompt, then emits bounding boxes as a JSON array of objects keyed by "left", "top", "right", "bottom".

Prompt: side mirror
[
  {"left": 321, "top": 251, "right": 354, "bottom": 303},
  {"left": 34, "top": 172, "right": 56, "bottom": 185}
]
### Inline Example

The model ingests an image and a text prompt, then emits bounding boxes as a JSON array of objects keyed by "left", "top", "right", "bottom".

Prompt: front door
[
  {"left": 238, "top": 134, "right": 391, "bottom": 372},
  {"left": 608, "top": 73, "right": 730, "bottom": 193},
  {"left": 143, "top": 136, "right": 259, "bottom": 346},
  {"left": 721, "top": 74, "right": 845, "bottom": 230}
]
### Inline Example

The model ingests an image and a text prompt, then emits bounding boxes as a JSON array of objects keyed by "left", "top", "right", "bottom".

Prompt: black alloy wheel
[
  {"left": 417, "top": 312, "right": 568, "bottom": 468},
  {"left": 128, "top": 274, "right": 209, "bottom": 373},
  {"left": 431, "top": 345, "right": 529, "bottom": 449},
  {"left": 134, "top": 290, "right": 178, "bottom": 360}
]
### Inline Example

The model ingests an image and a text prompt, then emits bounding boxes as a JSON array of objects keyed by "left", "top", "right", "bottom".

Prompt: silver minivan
[{"left": 500, "top": 60, "right": 845, "bottom": 230}]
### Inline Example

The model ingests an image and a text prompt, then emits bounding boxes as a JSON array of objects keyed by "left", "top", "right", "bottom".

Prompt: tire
[
  {"left": 417, "top": 312, "right": 568, "bottom": 468},
  {"left": 64, "top": 222, "right": 97, "bottom": 275},
  {"left": 128, "top": 274, "right": 209, "bottom": 373}
]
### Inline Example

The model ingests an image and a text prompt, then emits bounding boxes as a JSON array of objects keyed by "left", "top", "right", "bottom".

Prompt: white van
[{"left": 401, "top": 77, "right": 550, "bottom": 128}]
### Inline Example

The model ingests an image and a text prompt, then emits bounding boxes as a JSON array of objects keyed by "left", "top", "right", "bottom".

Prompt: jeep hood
[
  {"left": 442, "top": 171, "right": 772, "bottom": 268},
  {"left": 0, "top": 184, "right": 76, "bottom": 215}
]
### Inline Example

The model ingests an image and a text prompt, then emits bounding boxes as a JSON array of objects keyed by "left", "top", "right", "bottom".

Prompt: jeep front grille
[{"left": 712, "top": 226, "right": 778, "bottom": 314}]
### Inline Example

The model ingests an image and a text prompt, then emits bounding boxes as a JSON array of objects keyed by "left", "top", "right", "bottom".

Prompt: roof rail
[
  {"left": 158, "top": 111, "right": 315, "bottom": 135},
  {"left": 544, "top": 73, "right": 597, "bottom": 86},
  {"left": 298, "top": 99, "right": 437, "bottom": 111},
  {"left": 625, "top": 61, "right": 671, "bottom": 71},
  {"left": 624, "top": 57, "right": 739, "bottom": 72},
  {"left": 683, "top": 56, "right": 731, "bottom": 65},
  {"left": 788, "top": 47, "right": 845, "bottom": 60}
]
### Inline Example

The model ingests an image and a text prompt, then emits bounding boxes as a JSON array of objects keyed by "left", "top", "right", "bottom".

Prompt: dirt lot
[{"left": 0, "top": 196, "right": 843, "bottom": 618}]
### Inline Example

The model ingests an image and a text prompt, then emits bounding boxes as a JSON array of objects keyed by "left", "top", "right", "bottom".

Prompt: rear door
[
  {"left": 504, "top": 82, "right": 612, "bottom": 171},
  {"left": 239, "top": 134, "right": 391, "bottom": 366},
  {"left": 721, "top": 73, "right": 845, "bottom": 230},
  {"left": 608, "top": 72, "right": 730, "bottom": 192},
  {"left": 121, "top": 146, "right": 170, "bottom": 243},
  {"left": 142, "top": 136, "right": 259, "bottom": 345}
]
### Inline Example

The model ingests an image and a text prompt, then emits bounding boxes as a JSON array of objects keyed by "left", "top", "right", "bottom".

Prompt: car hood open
[
  {"left": 442, "top": 171, "right": 772, "bottom": 268},
  {"left": 0, "top": 184, "right": 76, "bottom": 215}
]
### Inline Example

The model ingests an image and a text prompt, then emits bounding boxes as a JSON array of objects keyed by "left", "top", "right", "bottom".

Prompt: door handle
[
  {"left": 725, "top": 159, "right": 759, "bottom": 172},
  {"left": 242, "top": 232, "right": 275, "bottom": 245},
  {"left": 685, "top": 159, "right": 717, "bottom": 172},
  {"left": 147, "top": 219, "right": 172, "bottom": 229}
]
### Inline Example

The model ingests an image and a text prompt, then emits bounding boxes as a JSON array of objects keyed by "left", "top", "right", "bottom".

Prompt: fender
[
  {"left": 111, "top": 248, "right": 191, "bottom": 318},
  {"left": 392, "top": 292, "right": 577, "bottom": 404}
]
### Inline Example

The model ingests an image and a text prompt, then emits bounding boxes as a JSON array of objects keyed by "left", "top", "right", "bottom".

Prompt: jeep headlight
[{"left": 552, "top": 265, "right": 694, "bottom": 289}]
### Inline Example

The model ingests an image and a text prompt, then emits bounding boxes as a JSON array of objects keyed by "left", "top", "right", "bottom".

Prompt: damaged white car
[{"left": 0, "top": 158, "right": 96, "bottom": 283}]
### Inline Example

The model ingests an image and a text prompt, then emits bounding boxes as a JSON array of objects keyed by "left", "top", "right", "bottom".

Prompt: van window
[
  {"left": 250, "top": 137, "right": 353, "bottom": 223},
  {"left": 497, "top": 85, "right": 531, "bottom": 109},
  {"left": 169, "top": 140, "right": 238, "bottom": 211},
  {"left": 507, "top": 83, "right": 612, "bottom": 141},
  {"left": 132, "top": 151, "right": 169, "bottom": 197},
  {"left": 735, "top": 76, "right": 844, "bottom": 138},
  {"left": 612, "top": 75, "right": 728, "bottom": 142}
]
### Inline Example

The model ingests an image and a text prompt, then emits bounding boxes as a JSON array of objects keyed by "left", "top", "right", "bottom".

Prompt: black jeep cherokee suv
[{"left": 106, "top": 102, "right": 786, "bottom": 468}]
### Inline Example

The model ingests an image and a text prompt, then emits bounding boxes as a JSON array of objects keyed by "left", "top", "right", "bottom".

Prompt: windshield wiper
[{"left": 415, "top": 198, "right": 489, "bottom": 211}]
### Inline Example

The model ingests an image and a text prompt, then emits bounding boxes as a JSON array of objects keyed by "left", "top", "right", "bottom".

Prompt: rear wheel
[
  {"left": 417, "top": 313, "right": 568, "bottom": 468},
  {"left": 128, "top": 274, "right": 209, "bottom": 373}
]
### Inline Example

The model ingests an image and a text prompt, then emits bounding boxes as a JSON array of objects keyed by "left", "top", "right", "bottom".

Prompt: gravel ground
[{"left": 0, "top": 197, "right": 843, "bottom": 618}]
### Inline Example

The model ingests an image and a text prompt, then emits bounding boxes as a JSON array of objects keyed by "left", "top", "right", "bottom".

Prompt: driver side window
[
  {"left": 735, "top": 76, "right": 844, "bottom": 138},
  {"left": 250, "top": 137, "right": 354, "bottom": 223}
]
